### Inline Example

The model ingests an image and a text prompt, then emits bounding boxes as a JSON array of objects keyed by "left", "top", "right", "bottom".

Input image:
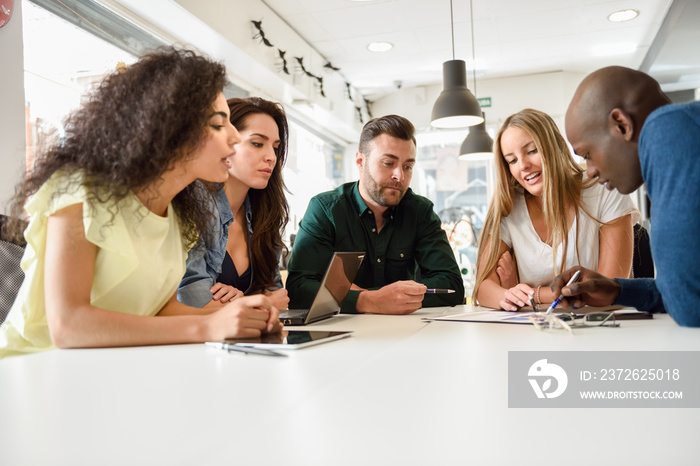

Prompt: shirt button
[
  {"left": 372, "top": 228, "right": 376, "bottom": 232},
  {"left": 400, "top": 253, "right": 404, "bottom": 258},
  {"left": 377, "top": 258, "right": 382, "bottom": 263}
]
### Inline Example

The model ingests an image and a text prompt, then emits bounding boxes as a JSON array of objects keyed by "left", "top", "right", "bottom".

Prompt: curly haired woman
[{"left": 0, "top": 47, "right": 282, "bottom": 358}]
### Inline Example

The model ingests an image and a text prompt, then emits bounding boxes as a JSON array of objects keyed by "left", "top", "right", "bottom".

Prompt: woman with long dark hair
[
  {"left": 0, "top": 48, "right": 281, "bottom": 358},
  {"left": 178, "top": 97, "right": 290, "bottom": 310}
]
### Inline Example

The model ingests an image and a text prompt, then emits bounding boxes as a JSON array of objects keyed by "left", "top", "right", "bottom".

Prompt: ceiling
[{"left": 262, "top": 0, "right": 700, "bottom": 100}]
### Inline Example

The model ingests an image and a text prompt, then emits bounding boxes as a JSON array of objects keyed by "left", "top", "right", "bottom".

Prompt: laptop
[{"left": 280, "top": 252, "right": 365, "bottom": 325}]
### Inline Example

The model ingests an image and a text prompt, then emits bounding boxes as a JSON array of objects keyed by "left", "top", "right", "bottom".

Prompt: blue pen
[
  {"left": 426, "top": 289, "right": 455, "bottom": 294},
  {"left": 545, "top": 270, "right": 581, "bottom": 315}
]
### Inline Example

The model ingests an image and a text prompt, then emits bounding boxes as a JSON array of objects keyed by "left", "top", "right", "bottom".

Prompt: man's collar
[{"left": 350, "top": 181, "right": 371, "bottom": 216}]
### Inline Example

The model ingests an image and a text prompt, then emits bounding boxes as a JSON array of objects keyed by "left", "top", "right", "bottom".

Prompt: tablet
[{"left": 221, "top": 330, "right": 353, "bottom": 350}]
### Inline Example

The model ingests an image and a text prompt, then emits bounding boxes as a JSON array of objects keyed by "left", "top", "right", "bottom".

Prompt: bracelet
[{"left": 536, "top": 285, "right": 542, "bottom": 304}]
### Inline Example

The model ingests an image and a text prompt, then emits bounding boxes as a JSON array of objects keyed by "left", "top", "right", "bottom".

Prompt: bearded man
[{"left": 287, "top": 115, "right": 463, "bottom": 314}]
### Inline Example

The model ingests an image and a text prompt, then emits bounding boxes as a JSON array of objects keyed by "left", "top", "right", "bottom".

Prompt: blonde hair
[{"left": 472, "top": 108, "right": 596, "bottom": 303}]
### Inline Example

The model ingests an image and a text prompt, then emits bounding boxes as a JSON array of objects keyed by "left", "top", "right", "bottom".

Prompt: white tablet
[{"left": 221, "top": 330, "right": 353, "bottom": 350}]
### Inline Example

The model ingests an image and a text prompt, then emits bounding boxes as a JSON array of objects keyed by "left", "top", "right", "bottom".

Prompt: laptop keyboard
[{"left": 281, "top": 309, "right": 307, "bottom": 318}]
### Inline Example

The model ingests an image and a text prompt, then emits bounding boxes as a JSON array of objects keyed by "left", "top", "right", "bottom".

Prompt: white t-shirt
[{"left": 500, "top": 183, "right": 639, "bottom": 286}]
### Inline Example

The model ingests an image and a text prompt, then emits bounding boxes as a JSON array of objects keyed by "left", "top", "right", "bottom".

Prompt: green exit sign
[{"left": 478, "top": 97, "right": 492, "bottom": 108}]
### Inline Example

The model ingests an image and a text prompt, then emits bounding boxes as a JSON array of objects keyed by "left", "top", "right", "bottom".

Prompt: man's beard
[{"left": 362, "top": 164, "right": 406, "bottom": 207}]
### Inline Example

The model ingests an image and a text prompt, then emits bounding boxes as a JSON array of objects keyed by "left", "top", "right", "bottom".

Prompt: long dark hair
[
  {"left": 6, "top": 47, "right": 227, "bottom": 247},
  {"left": 228, "top": 97, "right": 290, "bottom": 291}
]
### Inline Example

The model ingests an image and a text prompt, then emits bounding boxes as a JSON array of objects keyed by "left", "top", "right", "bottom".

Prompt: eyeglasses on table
[{"left": 528, "top": 311, "right": 620, "bottom": 333}]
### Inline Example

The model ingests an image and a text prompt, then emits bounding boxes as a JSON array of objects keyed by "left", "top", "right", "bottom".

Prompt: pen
[
  {"left": 426, "top": 289, "right": 456, "bottom": 294},
  {"left": 545, "top": 270, "right": 581, "bottom": 315},
  {"left": 206, "top": 342, "right": 288, "bottom": 357},
  {"left": 529, "top": 296, "right": 539, "bottom": 313}
]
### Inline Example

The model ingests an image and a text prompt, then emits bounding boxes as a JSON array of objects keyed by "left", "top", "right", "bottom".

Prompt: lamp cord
[
  {"left": 470, "top": 0, "right": 477, "bottom": 97},
  {"left": 450, "top": 0, "right": 455, "bottom": 60}
]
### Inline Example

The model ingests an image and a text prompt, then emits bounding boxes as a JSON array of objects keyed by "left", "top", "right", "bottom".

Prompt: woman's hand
[
  {"left": 210, "top": 282, "right": 243, "bottom": 303},
  {"left": 500, "top": 283, "right": 535, "bottom": 311},
  {"left": 204, "top": 295, "right": 283, "bottom": 340},
  {"left": 264, "top": 288, "right": 290, "bottom": 311}
]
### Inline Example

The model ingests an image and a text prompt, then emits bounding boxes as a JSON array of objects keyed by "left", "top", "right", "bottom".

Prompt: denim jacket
[{"left": 177, "top": 187, "right": 282, "bottom": 308}]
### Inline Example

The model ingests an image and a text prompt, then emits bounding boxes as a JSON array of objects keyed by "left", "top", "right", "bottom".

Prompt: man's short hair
[{"left": 358, "top": 114, "right": 416, "bottom": 155}]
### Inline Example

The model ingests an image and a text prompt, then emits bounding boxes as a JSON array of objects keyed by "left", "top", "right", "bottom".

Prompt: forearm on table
[
  {"left": 476, "top": 277, "right": 507, "bottom": 309},
  {"left": 48, "top": 303, "right": 206, "bottom": 348}
]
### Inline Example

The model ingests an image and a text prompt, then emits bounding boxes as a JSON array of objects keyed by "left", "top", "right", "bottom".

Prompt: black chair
[
  {"left": 0, "top": 215, "right": 27, "bottom": 325},
  {"left": 632, "top": 223, "right": 654, "bottom": 278}
]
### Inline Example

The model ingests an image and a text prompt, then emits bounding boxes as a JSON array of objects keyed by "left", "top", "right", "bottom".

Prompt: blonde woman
[{"left": 473, "top": 108, "right": 638, "bottom": 311}]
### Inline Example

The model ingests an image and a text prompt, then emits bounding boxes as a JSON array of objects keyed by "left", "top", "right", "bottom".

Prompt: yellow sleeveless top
[{"left": 0, "top": 172, "right": 187, "bottom": 357}]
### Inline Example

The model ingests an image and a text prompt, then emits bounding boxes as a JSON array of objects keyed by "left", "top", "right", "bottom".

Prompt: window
[
  {"left": 413, "top": 128, "right": 497, "bottom": 293},
  {"left": 22, "top": 0, "right": 139, "bottom": 166}
]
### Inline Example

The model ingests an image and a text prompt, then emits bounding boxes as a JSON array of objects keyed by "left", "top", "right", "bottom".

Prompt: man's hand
[
  {"left": 551, "top": 266, "right": 621, "bottom": 308},
  {"left": 356, "top": 280, "right": 427, "bottom": 315}
]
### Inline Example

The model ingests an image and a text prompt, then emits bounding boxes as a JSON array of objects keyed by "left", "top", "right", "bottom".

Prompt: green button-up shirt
[{"left": 286, "top": 182, "right": 464, "bottom": 313}]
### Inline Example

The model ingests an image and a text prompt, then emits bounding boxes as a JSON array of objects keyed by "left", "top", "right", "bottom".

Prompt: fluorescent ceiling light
[
  {"left": 367, "top": 42, "right": 393, "bottom": 52},
  {"left": 608, "top": 9, "right": 639, "bottom": 22}
]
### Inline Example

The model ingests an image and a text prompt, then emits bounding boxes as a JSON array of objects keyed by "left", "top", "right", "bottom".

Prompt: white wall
[
  {"left": 0, "top": 2, "right": 27, "bottom": 215},
  {"left": 371, "top": 70, "right": 588, "bottom": 136},
  {"left": 106, "top": 0, "right": 363, "bottom": 145}
]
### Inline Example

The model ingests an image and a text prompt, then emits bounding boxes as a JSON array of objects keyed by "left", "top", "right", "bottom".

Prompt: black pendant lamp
[
  {"left": 431, "top": 0, "right": 483, "bottom": 128},
  {"left": 459, "top": 113, "right": 493, "bottom": 158},
  {"left": 459, "top": 0, "right": 492, "bottom": 157}
]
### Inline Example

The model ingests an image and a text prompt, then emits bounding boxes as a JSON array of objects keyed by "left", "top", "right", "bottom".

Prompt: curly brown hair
[
  {"left": 6, "top": 46, "right": 228, "bottom": 247},
  {"left": 227, "top": 97, "right": 290, "bottom": 291}
]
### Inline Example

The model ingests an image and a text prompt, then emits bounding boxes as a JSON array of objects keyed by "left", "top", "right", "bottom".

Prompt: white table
[{"left": 1, "top": 306, "right": 698, "bottom": 466}]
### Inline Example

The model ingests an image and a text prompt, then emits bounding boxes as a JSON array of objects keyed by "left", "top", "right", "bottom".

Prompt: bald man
[{"left": 551, "top": 66, "right": 700, "bottom": 327}]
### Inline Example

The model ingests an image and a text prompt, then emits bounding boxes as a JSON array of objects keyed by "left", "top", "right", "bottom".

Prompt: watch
[{"left": 0, "top": 0, "right": 14, "bottom": 28}]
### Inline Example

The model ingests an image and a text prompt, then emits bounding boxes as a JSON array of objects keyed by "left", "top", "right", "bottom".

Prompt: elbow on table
[
  {"left": 669, "top": 311, "right": 700, "bottom": 328},
  {"left": 46, "top": 307, "right": 90, "bottom": 349},
  {"left": 48, "top": 322, "right": 79, "bottom": 349}
]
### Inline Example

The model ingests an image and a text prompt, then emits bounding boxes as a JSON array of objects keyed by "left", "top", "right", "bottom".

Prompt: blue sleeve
[
  {"left": 639, "top": 104, "right": 700, "bottom": 327},
  {"left": 614, "top": 278, "right": 666, "bottom": 314},
  {"left": 177, "top": 246, "right": 214, "bottom": 308}
]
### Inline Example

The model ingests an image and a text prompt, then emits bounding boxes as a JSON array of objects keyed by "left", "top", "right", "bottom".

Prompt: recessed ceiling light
[
  {"left": 367, "top": 42, "right": 393, "bottom": 53},
  {"left": 608, "top": 9, "right": 639, "bottom": 22}
]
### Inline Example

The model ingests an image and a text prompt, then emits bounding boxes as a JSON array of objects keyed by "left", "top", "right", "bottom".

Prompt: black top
[{"left": 219, "top": 251, "right": 251, "bottom": 292}]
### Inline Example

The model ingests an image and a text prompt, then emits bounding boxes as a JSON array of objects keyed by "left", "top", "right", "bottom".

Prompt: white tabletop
[{"left": 1, "top": 306, "right": 698, "bottom": 466}]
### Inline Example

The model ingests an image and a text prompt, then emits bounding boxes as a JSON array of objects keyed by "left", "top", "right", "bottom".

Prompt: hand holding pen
[
  {"left": 546, "top": 270, "right": 580, "bottom": 314},
  {"left": 550, "top": 267, "right": 622, "bottom": 309}
]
